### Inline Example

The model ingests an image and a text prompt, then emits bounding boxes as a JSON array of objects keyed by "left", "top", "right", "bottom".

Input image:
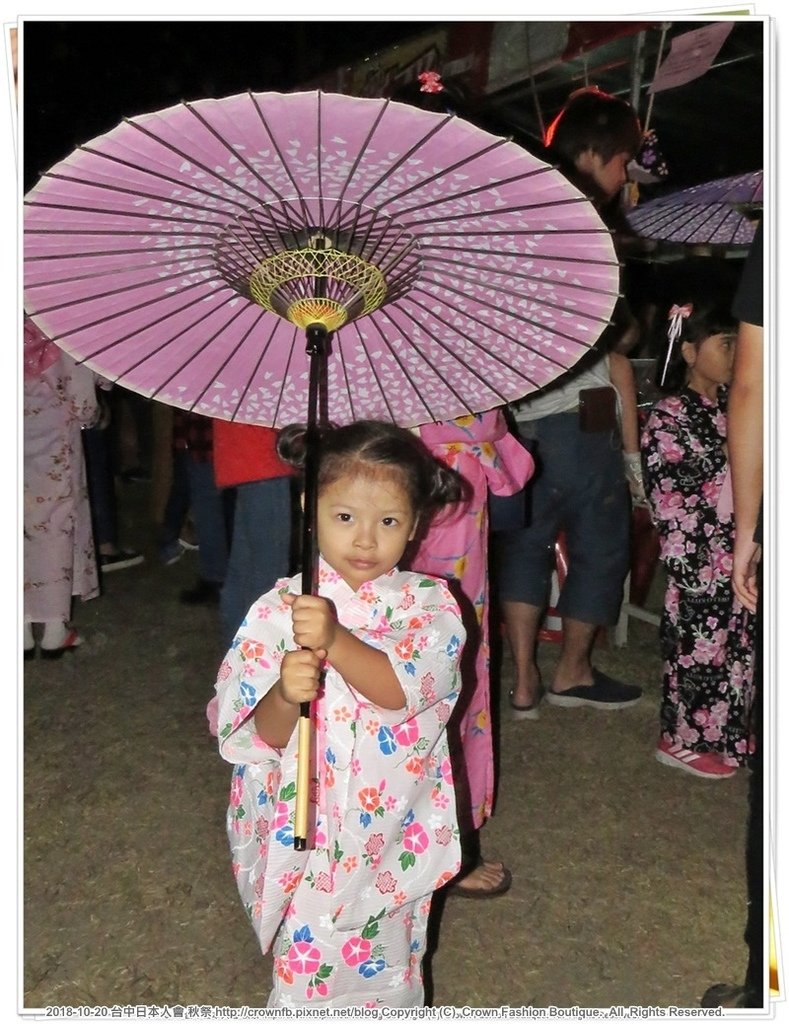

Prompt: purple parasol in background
[{"left": 627, "top": 169, "right": 762, "bottom": 248}]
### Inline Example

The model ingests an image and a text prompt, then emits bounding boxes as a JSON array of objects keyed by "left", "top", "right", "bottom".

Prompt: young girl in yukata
[
  {"left": 213, "top": 420, "right": 466, "bottom": 1008},
  {"left": 641, "top": 294, "right": 755, "bottom": 779}
]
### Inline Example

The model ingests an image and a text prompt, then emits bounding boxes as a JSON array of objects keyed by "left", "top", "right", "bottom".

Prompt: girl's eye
[
  {"left": 337, "top": 512, "right": 352, "bottom": 522},
  {"left": 382, "top": 517, "right": 398, "bottom": 527}
]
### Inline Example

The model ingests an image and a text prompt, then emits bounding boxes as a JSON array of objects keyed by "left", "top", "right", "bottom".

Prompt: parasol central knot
[{"left": 249, "top": 248, "right": 388, "bottom": 330}]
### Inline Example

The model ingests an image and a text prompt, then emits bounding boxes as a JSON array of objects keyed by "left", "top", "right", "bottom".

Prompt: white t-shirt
[{"left": 510, "top": 352, "right": 613, "bottom": 423}]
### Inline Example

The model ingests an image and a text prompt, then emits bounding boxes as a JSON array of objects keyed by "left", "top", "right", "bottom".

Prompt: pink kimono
[
  {"left": 409, "top": 411, "right": 534, "bottom": 829},
  {"left": 23, "top": 317, "right": 99, "bottom": 625},
  {"left": 215, "top": 560, "right": 465, "bottom": 1007}
]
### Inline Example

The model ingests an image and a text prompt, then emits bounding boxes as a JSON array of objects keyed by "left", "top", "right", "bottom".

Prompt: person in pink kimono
[
  {"left": 407, "top": 411, "right": 534, "bottom": 898},
  {"left": 214, "top": 420, "right": 466, "bottom": 1008},
  {"left": 23, "top": 315, "right": 100, "bottom": 658}
]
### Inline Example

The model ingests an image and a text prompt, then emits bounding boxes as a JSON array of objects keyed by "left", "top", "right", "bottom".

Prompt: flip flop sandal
[
  {"left": 509, "top": 688, "right": 542, "bottom": 721},
  {"left": 447, "top": 864, "right": 513, "bottom": 900}
]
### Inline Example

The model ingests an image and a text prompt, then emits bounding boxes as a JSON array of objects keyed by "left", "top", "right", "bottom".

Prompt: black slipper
[{"left": 545, "top": 668, "right": 642, "bottom": 710}]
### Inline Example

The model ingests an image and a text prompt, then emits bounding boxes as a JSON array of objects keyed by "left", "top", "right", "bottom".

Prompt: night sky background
[{"left": 22, "top": 20, "right": 444, "bottom": 192}]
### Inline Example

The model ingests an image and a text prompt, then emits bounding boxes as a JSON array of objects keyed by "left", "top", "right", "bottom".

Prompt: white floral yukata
[
  {"left": 215, "top": 560, "right": 465, "bottom": 1008},
  {"left": 24, "top": 319, "right": 100, "bottom": 624}
]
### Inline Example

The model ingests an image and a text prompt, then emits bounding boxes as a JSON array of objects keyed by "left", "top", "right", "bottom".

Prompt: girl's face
[
  {"left": 684, "top": 331, "right": 737, "bottom": 397},
  {"left": 317, "top": 466, "right": 418, "bottom": 591}
]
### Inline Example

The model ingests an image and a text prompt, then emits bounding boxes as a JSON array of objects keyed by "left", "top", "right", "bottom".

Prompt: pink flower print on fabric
[
  {"left": 272, "top": 801, "right": 291, "bottom": 830},
  {"left": 230, "top": 772, "right": 245, "bottom": 807},
  {"left": 701, "top": 478, "right": 721, "bottom": 505},
  {"left": 676, "top": 718, "right": 700, "bottom": 746},
  {"left": 661, "top": 529, "right": 687, "bottom": 562},
  {"left": 655, "top": 429, "right": 685, "bottom": 464},
  {"left": 439, "top": 755, "right": 453, "bottom": 786},
  {"left": 690, "top": 631, "right": 720, "bottom": 665},
  {"left": 341, "top": 936, "right": 372, "bottom": 967},
  {"left": 313, "top": 871, "right": 331, "bottom": 893},
  {"left": 654, "top": 488, "right": 686, "bottom": 522},
  {"left": 391, "top": 719, "right": 419, "bottom": 747},
  {"left": 307, "top": 981, "right": 329, "bottom": 1000},
  {"left": 402, "top": 822, "right": 430, "bottom": 857},
  {"left": 375, "top": 871, "right": 397, "bottom": 894},
  {"left": 419, "top": 671, "right": 437, "bottom": 702},
  {"left": 279, "top": 870, "right": 302, "bottom": 895},
  {"left": 431, "top": 788, "right": 450, "bottom": 810},
  {"left": 435, "top": 825, "right": 454, "bottom": 846}
]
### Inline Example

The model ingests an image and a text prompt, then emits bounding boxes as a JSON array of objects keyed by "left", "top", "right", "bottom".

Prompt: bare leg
[
  {"left": 553, "top": 617, "right": 597, "bottom": 691},
  {"left": 501, "top": 600, "right": 543, "bottom": 707}
]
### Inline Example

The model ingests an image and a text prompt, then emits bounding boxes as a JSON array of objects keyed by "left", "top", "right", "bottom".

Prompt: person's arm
[
  {"left": 609, "top": 351, "right": 645, "bottom": 503},
  {"left": 609, "top": 351, "right": 639, "bottom": 453},
  {"left": 728, "top": 319, "right": 763, "bottom": 612},
  {"left": 253, "top": 647, "right": 325, "bottom": 748},
  {"left": 284, "top": 593, "right": 407, "bottom": 710}
]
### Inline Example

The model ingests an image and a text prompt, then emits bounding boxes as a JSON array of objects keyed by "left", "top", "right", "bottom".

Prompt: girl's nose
[{"left": 354, "top": 526, "right": 375, "bottom": 548}]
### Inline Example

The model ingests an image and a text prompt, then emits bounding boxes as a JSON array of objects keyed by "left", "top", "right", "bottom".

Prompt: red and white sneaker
[{"left": 655, "top": 738, "right": 738, "bottom": 779}]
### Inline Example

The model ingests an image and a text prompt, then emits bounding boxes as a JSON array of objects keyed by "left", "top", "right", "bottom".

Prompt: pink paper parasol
[
  {"left": 24, "top": 89, "right": 621, "bottom": 849},
  {"left": 24, "top": 89, "right": 620, "bottom": 429}
]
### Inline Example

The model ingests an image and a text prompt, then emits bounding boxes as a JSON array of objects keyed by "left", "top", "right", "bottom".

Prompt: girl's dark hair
[
  {"left": 545, "top": 88, "right": 642, "bottom": 166},
  {"left": 658, "top": 292, "right": 738, "bottom": 393},
  {"left": 277, "top": 420, "right": 465, "bottom": 518}
]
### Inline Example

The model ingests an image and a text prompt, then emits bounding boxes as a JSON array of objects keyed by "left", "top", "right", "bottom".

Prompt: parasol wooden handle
[{"left": 294, "top": 707, "right": 311, "bottom": 851}]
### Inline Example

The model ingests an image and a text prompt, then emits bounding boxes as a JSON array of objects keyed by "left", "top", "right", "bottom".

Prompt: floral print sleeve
[
  {"left": 641, "top": 391, "right": 728, "bottom": 591},
  {"left": 215, "top": 579, "right": 295, "bottom": 765},
  {"left": 339, "top": 572, "right": 465, "bottom": 722}
]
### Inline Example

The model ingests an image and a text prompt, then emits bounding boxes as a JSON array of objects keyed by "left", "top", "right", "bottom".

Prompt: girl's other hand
[
  {"left": 284, "top": 593, "right": 337, "bottom": 652},
  {"left": 279, "top": 648, "right": 326, "bottom": 706}
]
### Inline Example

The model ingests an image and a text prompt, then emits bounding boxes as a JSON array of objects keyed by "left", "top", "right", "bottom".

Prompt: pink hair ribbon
[
  {"left": 418, "top": 70, "right": 444, "bottom": 94},
  {"left": 660, "top": 303, "right": 693, "bottom": 386}
]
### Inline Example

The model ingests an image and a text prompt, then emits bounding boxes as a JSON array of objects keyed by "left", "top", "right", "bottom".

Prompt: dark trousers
[
  {"left": 743, "top": 575, "right": 764, "bottom": 1006},
  {"left": 82, "top": 426, "right": 118, "bottom": 548}
]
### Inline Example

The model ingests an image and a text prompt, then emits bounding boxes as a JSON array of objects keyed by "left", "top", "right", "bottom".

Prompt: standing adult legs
[
  {"left": 181, "top": 458, "right": 230, "bottom": 594},
  {"left": 158, "top": 449, "right": 190, "bottom": 564},
  {"left": 220, "top": 476, "right": 292, "bottom": 649},
  {"left": 501, "top": 600, "right": 544, "bottom": 709}
]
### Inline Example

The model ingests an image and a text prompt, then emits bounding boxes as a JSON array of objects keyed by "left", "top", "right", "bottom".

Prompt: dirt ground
[{"left": 22, "top": 479, "right": 753, "bottom": 1012}]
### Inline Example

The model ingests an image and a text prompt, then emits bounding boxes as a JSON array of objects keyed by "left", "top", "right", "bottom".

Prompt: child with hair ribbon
[
  {"left": 641, "top": 294, "right": 755, "bottom": 779},
  {"left": 213, "top": 420, "right": 466, "bottom": 1008}
]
